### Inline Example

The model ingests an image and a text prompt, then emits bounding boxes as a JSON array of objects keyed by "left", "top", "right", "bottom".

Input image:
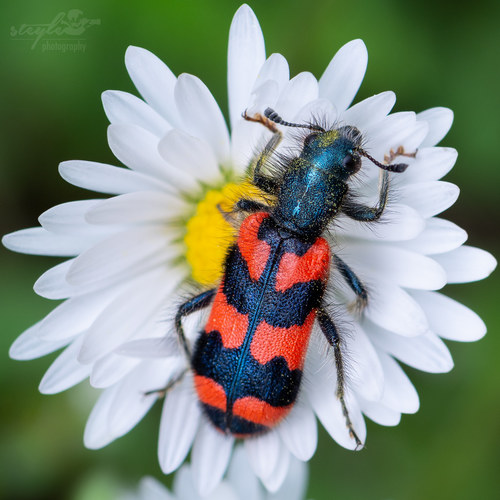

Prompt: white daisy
[
  {"left": 122, "top": 446, "right": 307, "bottom": 500},
  {"left": 3, "top": 3, "right": 496, "bottom": 496}
]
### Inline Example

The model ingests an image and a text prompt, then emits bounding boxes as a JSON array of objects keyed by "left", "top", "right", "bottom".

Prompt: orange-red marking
[
  {"left": 194, "top": 375, "right": 227, "bottom": 411},
  {"left": 205, "top": 286, "right": 249, "bottom": 349},
  {"left": 275, "top": 237, "right": 330, "bottom": 292},
  {"left": 250, "top": 310, "right": 316, "bottom": 370},
  {"left": 237, "top": 212, "right": 271, "bottom": 282},
  {"left": 233, "top": 396, "right": 292, "bottom": 426}
]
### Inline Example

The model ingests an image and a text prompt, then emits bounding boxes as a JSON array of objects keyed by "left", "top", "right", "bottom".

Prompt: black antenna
[
  {"left": 359, "top": 150, "right": 408, "bottom": 173},
  {"left": 264, "top": 108, "right": 325, "bottom": 133}
]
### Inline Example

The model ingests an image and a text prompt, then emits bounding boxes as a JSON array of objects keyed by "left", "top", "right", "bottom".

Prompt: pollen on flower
[{"left": 184, "top": 181, "right": 263, "bottom": 286}]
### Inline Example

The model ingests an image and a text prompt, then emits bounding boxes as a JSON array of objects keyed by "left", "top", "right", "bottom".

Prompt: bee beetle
[{"left": 175, "top": 108, "right": 410, "bottom": 445}]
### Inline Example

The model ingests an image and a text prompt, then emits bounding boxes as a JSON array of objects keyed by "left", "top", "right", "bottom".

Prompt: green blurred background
[{"left": 1, "top": 1, "right": 499, "bottom": 499}]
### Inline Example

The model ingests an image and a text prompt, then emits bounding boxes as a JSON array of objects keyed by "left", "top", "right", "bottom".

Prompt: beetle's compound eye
[
  {"left": 304, "top": 133, "right": 318, "bottom": 146},
  {"left": 343, "top": 153, "right": 361, "bottom": 174}
]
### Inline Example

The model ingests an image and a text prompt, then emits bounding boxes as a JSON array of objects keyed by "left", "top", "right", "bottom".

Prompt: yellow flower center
[{"left": 184, "top": 180, "right": 263, "bottom": 286}]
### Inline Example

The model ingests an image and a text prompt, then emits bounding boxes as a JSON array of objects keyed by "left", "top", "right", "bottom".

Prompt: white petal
[
  {"left": 275, "top": 72, "right": 318, "bottom": 120},
  {"left": 319, "top": 39, "right": 368, "bottom": 112},
  {"left": 39, "top": 200, "right": 104, "bottom": 235},
  {"left": 78, "top": 268, "right": 175, "bottom": 364},
  {"left": 359, "top": 399, "right": 401, "bottom": 426},
  {"left": 340, "top": 91, "right": 396, "bottom": 129},
  {"left": 398, "top": 181, "right": 459, "bottom": 218},
  {"left": 343, "top": 243, "right": 447, "bottom": 290},
  {"left": 400, "top": 218, "right": 467, "bottom": 255},
  {"left": 411, "top": 290, "right": 487, "bottom": 342},
  {"left": 402, "top": 147, "right": 457, "bottom": 183},
  {"left": 158, "top": 129, "right": 220, "bottom": 182},
  {"left": 66, "top": 227, "right": 172, "bottom": 288},
  {"left": 102, "top": 90, "right": 171, "bottom": 137},
  {"left": 158, "top": 376, "right": 201, "bottom": 474},
  {"left": 39, "top": 336, "right": 90, "bottom": 394},
  {"left": 227, "top": 4, "right": 266, "bottom": 128},
  {"left": 138, "top": 477, "right": 174, "bottom": 500},
  {"left": 278, "top": 402, "right": 317, "bottom": 461},
  {"left": 364, "top": 280, "right": 428, "bottom": 337},
  {"left": 2, "top": 228, "right": 94, "bottom": 256},
  {"left": 85, "top": 191, "right": 187, "bottom": 225},
  {"left": 38, "top": 288, "right": 117, "bottom": 341},
  {"left": 175, "top": 74, "right": 230, "bottom": 164},
  {"left": 9, "top": 322, "right": 72, "bottom": 360},
  {"left": 260, "top": 443, "right": 290, "bottom": 493},
  {"left": 230, "top": 116, "right": 270, "bottom": 172},
  {"left": 418, "top": 107, "right": 454, "bottom": 147},
  {"left": 346, "top": 323, "right": 384, "bottom": 402},
  {"left": 191, "top": 420, "right": 233, "bottom": 495},
  {"left": 107, "top": 124, "right": 181, "bottom": 185},
  {"left": 59, "top": 160, "right": 168, "bottom": 194},
  {"left": 106, "top": 361, "right": 164, "bottom": 437},
  {"left": 90, "top": 353, "right": 140, "bottom": 389},
  {"left": 293, "top": 98, "right": 337, "bottom": 126},
  {"left": 305, "top": 336, "right": 366, "bottom": 449},
  {"left": 270, "top": 455, "right": 308, "bottom": 500},
  {"left": 116, "top": 336, "right": 180, "bottom": 359},
  {"left": 34, "top": 259, "right": 75, "bottom": 299},
  {"left": 245, "top": 431, "right": 280, "bottom": 480},
  {"left": 256, "top": 53, "right": 289, "bottom": 94},
  {"left": 369, "top": 324, "right": 454, "bottom": 373},
  {"left": 433, "top": 246, "right": 497, "bottom": 283},
  {"left": 378, "top": 351, "right": 419, "bottom": 413},
  {"left": 84, "top": 385, "right": 118, "bottom": 448},
  {"left": 226, "top": 446, "right": 262, "bottom": 500},
  {"left": 125, "top": 46, "right": 180, "bottom": 127},
  {"left": 337, "top": 204, "right": 425, "bottom": 242}
]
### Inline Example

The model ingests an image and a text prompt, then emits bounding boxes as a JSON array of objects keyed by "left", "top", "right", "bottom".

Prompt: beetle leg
[
  {"left": 243, "top": 110, "right": 283, "bottom": 195},
  {"left": 317, "top": 307, "right": 363, "bottom": 450},
  {"left": 333, "top": 254, "right": 368, "bottom": 314},
  {"left": 175, "top": 288, "right": 217, "bottom": 359},
  {"left": 342, "top": 169, "right": 390, "bottom": 222}
]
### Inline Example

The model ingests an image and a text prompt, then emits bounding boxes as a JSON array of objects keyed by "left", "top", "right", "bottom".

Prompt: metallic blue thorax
[{"left": 273, "top": 132, "right": 357, "bottom": 237}]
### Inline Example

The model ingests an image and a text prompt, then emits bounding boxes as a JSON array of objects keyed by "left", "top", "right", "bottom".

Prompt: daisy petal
[
  {"left": 158, "top": 129, "right": 220, "bottom": 182},
  {"left": 418, "top": 107, "right": 454, "bottom": 147},
  {"left": 256, "top": 53, "right": 289, "bottom": 93},
  {"left": 275, "top": 72, "right": 319, "bottom": 120},
  {"left": 365, "top": 281, "right": 428, "bottom": 337},
  {"left": 319, "top": 39, "right": 368, "bottom": 112},
  {"left": 261, "top": 444, "right": 290, "bottom": 493},
  {"left": 398, "top": 181, "right": 460, "bottom": 218},
  {"left": 85, "top": 191, "right": 188, "bottom": 225},
  {"left": 359, "top": 399, "right": 401, "bottom": 426},
  {"left": 107, "top": 124, "right": 180, "bottom": 185},
  {"left": 175, "top": 74, "right": 230, "bottom": 164},
  {"left": 227, "top": 446, "right": 262, "bottom": 500},
  {"left": 102, "top": 90, "right": 170, "bottom": 137},
  {"left": 369, "top": 324, "right": 454, "bottom": 373},
  {"left": 245, "top": 431, "right": 280, "bottom": 480},
  {"left": 90, "top": 354, "right": 140, "bottom": 388},
  {"left": 271, "top": 456, "right": 308, "bottom": 500},
  {"left": 433, "top": 246, "right": 497, "bottom": 283},
  {"left": 158, "top": 377, "right": 201, "bottom": 474},
  {"left": 340, "top": 91, "right": 396, "bottom": 129},
  {"left": 39, "top": 200, "right": 103, "bottom": 235},
  {"left": 2, "top": 228, "right": 94, "bottom": 257},
  {"left": 125, "top": 46, "right": 180, "bottom": 127},
  {"left": 400, "top": 218, "right": 468, "bottom": 255},
  {"left": 116, "top": 336, "right": 180, "bottom": 359},
  {"left": 378, "top": 351, "right": 419, "bottom": 413},
  {"left": 191, "top": 420, "right": 234, "bottom": 495},
  {"left": 39, "top": 337, "right": 90, "bottom": 394},
  {"left": 59, "top": 160, "right": 168, "bottom": 195},
  {"left": 9, "top": 322, "right": 73, "bottom": 360},
  {"left": 278, "top": 402, "right": 317, "bottom": 461},
  {"left": 84, "top": 385, "right": 117, "bottom": 449},
  {"left": 138, "top": 477, "right": 175, "bottom": 500},
  {"left": 411, "top": 290, "right": 487, "bottom": 342},
  {"left": 227, "top": 4, "right": 266, "bottom": 127},
  {"left": 403, "top": 147, "right": 458, "bottom": 183},
  {"left": 34, "top": 259, "right": 75, "bottom": 299}
]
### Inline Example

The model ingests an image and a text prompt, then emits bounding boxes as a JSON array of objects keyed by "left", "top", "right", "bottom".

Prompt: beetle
[{"left": 174, "top": 108, "right": 410, "bottom": 445}]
